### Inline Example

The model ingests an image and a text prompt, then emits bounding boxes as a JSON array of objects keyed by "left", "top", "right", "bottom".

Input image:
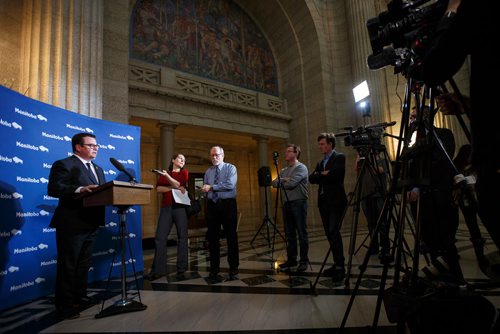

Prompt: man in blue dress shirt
[{"left": 201, "top": 146, "right": 239, "bottom": 281}]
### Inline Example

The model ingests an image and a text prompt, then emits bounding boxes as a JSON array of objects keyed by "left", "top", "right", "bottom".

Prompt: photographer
[
  {"left": 407, "top": 106, "right": 463, "bottom": 281},
  {"left": 420, "top": 0, "right": 500, "bottom": 267}
]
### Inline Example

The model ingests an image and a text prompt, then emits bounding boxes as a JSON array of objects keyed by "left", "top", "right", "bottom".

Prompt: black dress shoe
[
  {"left": 207, "top": 272, "right": 224, "bottom": 282},
  {"left": 378, "top": 252, "right": 394, "bottom": 264},
  {"left": 57, "top": 307, "right": 80, "bottom": 320},
  {"left": 77, "top": 296, "right": 99, "bottom": 310},
  {"left": 331, "top": 268, "right": 346, "bottom": 283},
  {"left": 323, "top": 266, "right": 336, "bottom": 276},
  {"left": 144, "top": 272, "right": 163, "bottom": 281},
  {"left": 279, "top": 260, "right": 297, "bottom": 269},
  {"left": 297, "top": 262, "right": 308, "bottom": 272},
  {"left": 228, "top": 268, "right": 239, "bottom": 280},
  {"left": 490, "top": 263, "right": 500, "bottom": 275},
  {"left": 324, "top": 264, "right": 345, "bottom": 282}
]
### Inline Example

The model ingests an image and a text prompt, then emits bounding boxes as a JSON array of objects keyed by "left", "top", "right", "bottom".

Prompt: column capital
[
  {"left": 157, "top": 121, "right": 178, "bottom": 130},
  {"left": 253, "top": 135, "right": 269, "bottom": 143}
]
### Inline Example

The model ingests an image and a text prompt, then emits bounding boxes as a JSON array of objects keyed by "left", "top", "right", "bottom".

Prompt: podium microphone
[{"left": 110, "top": 157, "right": 137, "bottom": 183}]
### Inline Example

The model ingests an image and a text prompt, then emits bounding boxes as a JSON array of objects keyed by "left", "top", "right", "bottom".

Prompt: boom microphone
[
  {"left": 335, "top": 132, "right": 351, "bottom": 137},
  {"left": 110, "top": 157, "right": 137, "bottom": 183},
  {"left": 365, "top": 121, "right": 397, "bottom": 129}
]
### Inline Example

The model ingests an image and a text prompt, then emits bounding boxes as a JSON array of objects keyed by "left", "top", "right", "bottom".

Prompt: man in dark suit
[
  {"left": 48, "top": 132, "right": 106, "bottom": 319},
  {"left": 309, "top": 132, "right": 348, "bottom": 283},
  {"left": 407, "top": 107, "right": 462, "bottom": 281},
  {"left": 420, "top": 0, "right": 500, "bottom": 274}
]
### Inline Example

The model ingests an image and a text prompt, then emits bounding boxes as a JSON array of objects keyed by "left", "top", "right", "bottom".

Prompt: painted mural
[{"left": 130, "top": 0, "right": 278, "bottom": 96}]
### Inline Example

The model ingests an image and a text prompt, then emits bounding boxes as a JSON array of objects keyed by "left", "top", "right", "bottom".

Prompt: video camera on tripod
[
  {"left": 336, "top": 121, "right": 396, "bottom": 154},
  {"left": 366, "top": 0, "right": 448, "bottom": 75}
]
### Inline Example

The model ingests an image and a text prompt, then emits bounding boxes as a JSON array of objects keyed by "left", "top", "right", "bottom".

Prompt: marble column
[
  {"left": 158, "top": 122, "right": 177, "bottom": 170},
  {"left": 345, "top": 0, "right": 389, "bottom": 127},
  {"left": 20, "top": 0, "right": 103, "bottom": 117},
  {"left": 255, "top": 135, "right": 269, "bottom": 168}
]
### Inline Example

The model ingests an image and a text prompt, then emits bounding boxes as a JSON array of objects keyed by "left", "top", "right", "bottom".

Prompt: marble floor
[{"left": 2, "top": 219, "right": 500, "bottom": 334}]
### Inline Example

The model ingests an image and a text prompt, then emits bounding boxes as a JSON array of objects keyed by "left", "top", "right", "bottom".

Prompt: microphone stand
[{"left": 272, "top": 155, "right": 291, "bottom": 272}]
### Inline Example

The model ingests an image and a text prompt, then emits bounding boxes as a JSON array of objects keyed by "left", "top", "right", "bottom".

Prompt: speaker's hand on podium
[{"left": 80, "top": 184, "right": 99, "bottom": 193}]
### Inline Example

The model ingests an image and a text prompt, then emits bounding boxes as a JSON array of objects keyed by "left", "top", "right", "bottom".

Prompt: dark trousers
[
  {"left": 151, "top": 206, "right": 189, "bottom": 274},
  {"left": 361, "top": 195, "right": 390, "bottom": 252},
  {"left": 476, "top": 163, "right": 500, "bottom": 250},
  {"left": 206, "top": 198, "right": 239, "bottom": 273},
  {"left": 318, "top": 196, "right": 346, "bottom": 266},
  {"left": 283, "top": 199, "right": 309, "bottom": 263},
  {"left": 460, "top": 200, "right": 483, "bottom": 241},
  {"left": 420, "top": 188, "right": 462, "bottom": 278},
  {"left": 55, "top": 228, "right": 98, "bottom": 309}
]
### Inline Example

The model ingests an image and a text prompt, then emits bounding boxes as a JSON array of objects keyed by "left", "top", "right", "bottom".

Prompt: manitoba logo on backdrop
[{"left": 0, "top": 84, "right": 143, "bottom": 311}]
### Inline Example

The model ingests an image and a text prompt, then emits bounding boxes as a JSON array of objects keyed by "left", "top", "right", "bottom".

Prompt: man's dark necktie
[
  {"left": 320, "top": 157, "right": 328, "bottom": 195},
  {"left": 212, "top": 167, "right": 219, "bottom": 202},
  {"left": 86, "top": 162, "right": 98, "bottom": 184}
]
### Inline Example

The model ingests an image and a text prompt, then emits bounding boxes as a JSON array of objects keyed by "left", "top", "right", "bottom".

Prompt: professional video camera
[
  {"left": 366, "top": 0, "right": 447, "bottom": 74},
  {"left": 337, "top": 121, "right": 396, "bottom": 152}
]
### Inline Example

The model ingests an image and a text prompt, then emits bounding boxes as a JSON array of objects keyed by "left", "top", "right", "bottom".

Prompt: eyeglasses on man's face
[
  {"left": 210, "top": 153, "right": 222, "bottom": 157},
  {"left": 80, "top": 143, "right": 99, "bottom": 149}
]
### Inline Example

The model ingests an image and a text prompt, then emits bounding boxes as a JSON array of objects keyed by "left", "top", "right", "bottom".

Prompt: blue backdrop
[{"left": 0, "top": 85, "right": 144, "bottom": 311}]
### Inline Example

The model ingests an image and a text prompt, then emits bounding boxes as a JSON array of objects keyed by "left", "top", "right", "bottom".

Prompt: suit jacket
[
  {"left": 430, "top": 127, "right": 455, "bottom": 190},
  {"left": 48, "top": 155, "right": 106, "bottom": 230},
  {"left": 309, "top": 151, "right": 348, "bottom": 208}
]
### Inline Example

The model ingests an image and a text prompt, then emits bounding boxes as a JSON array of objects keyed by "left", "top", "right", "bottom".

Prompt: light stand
[
  {"left": 272, "top": 154, "right": 298, "bottom": 276},
  {"left": 251, "top": 164, "right": 285, "bottom": 268},
  {"left": 250, "top": 186, "right": 284, "bottom": 262},
  {"left": 270, "top": 157, "right": 287, "bottom": 252},
  {"left": 95, "top": 205, "right": 147, "bottom": 318}
]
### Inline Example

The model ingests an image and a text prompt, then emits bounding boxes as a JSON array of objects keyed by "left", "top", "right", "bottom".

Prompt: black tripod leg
[
  {"left": 250, "top": 217, "right": 269, "bottom": 247},
  {"left": 125, "top": 217, "right": 144, "bottom": 302},
  {"left": 340, "top": 193, "right": 396, "bottom": 331},
  {"left": 99, "top": 235, "right": 119, "bottom": 313},
  {"left": 251, "top": 186, "right": 274, "bottom": 248},
  {"left": 310, "top": 244, "right": 332, "bottom": 296},
  {"left": 345, "top": 188, "right": 365, "bottom": 288},
  {"left": 372, "top": 260, "right": 390, "bottom": 329}
]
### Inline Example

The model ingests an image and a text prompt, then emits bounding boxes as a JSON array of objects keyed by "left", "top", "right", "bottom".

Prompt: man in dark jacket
[
  {"left": 309, "top": 132, "right": 348, "bottom": 283},
  {"left": 48, "top": 132, "right": 105, "bottom": 319},
  {"left": 420, "top": 0, "right": 500, "bottom": 260}
]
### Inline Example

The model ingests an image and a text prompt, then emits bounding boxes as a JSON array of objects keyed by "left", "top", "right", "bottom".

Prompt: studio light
[
  {"left": 353, "top": 80, "right": 369, "bottom": 103},
  {"left": 353, "top": 80, "right": 371, "bottom": 118}
]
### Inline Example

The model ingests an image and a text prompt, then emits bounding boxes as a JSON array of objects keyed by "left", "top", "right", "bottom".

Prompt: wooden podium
[
  {"left": 81, "top": 180, "right": 153, "bottom": 319},
  {"left": 81, "top": 180, "right": 153, "bottom": 207}
]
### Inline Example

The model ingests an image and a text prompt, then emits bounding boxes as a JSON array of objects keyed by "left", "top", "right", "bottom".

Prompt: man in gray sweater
[{"left": 272, "top": 143, "right": 309, "bottom": 272}]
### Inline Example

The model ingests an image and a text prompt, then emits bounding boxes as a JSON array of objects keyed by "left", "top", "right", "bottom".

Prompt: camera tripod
[
  {"left": 344, "top": 142, "right": 393, "bottom": 287},
  {"left": 339, "top": 78, "right": 481, "bottom": 333}
]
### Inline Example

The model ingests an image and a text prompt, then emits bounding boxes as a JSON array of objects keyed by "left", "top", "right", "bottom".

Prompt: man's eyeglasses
[
  {"left": 81, "top": 143, "right": 99, "bottom": 149},
  {"left": 210, "top": 153, "right": 222, "bottom": 157}
]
